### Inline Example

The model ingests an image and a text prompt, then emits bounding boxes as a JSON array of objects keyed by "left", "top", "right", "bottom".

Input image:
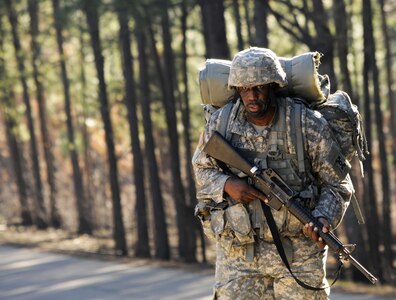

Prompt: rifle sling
[{"left": 259, "top": 200, "right": 342, "bottom": 291}]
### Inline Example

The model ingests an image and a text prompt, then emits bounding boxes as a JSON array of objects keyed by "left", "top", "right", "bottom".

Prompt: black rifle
[{"left": 203, "top": 131, "right": 377, "bottom": 284}]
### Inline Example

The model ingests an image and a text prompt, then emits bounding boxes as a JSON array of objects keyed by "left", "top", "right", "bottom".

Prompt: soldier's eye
[{"left": 237, "top": 87, "right": 248, "bottom": 93}]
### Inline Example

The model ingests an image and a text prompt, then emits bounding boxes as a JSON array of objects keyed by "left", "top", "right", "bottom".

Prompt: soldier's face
[{"left": 237, "top": 84, "right": 270, "bottom": 117}]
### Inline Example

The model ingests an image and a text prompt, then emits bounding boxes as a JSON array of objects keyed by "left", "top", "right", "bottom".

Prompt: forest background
[{"left": 0, "top": 0, "right": 395, "bottom": 285}]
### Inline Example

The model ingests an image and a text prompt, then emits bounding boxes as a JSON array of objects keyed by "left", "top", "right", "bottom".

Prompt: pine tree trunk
[
  {"left": 198, "top": 0, "right": 230, "bottom": 59},
  {"left": 83, "top": 0, "right": 127, "bottom": 255},
  {"left": 311, "top": 0, "right": 337, "bottom": 91},
  {"left": 135, "top": 12, "right": 170, "bottom": 260},
  {"left": 362, "top": 0, "right": 392, "bottom": 281},
  {"left": 0, "top": 14, "right": 33, "bottom": 226},
  {"left": 253, "top": 0, "right": 269, "bottom": 47},
  {"left": 362, "top": 0, "right": 383, "bottom": 280},
  {"left": 332, "top": 0, "right": 371, "bottom": 281},
  {"left": 52, "top": 0, "right": 92, "bottom": 234},
  {"left": 243, "top": 0, "right": 253, "bottom": 45},
  {"left": 232, "top": 0, "right": 244, "bottom": 51},
  {"left": 1, "top": 100, "right": 33, "bottom": 225},
  {"left": 28, "top": 0, "right": 61, "bottom": 228},
  {"left": 181, "top": 0, "right": 203, "bottom": 261},
  {"left": 268, "top": 1, "right": 336, "bottom": 88},
  {"left": 333, "top": 0, "right": 353, "bottom": 97},
  {"left": 378, "top": 0, "right": 395, "bottom": 269},
  {"left": 160, "top": 0, "right": 195, "bottom": 262},
  {"left": 78, "top": 20, "right": 95, "bottom": 229},
  {"left": 5, "top": 0, "right": 48, "bottom": 229},
  {"left": 116, "top": 0, "right": 150, "bottom": 258},
  {"left": 344, "top": 160, "right": 371, "bottom": 282}
]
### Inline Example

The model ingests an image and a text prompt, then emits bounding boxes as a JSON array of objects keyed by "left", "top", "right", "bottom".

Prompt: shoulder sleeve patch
[
  {"left": 328, "top": 142, "right": 351, "bottom": 179},
  {"left": 312, "top": 110, "right": 323, "bottom": 119}
]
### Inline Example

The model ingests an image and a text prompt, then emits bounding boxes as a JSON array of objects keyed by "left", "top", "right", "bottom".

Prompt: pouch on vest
[
  {"left": 211, "top": 209, "right": 225, "bottom": 236},
  {"left": 225, "top": 204, "right": 253, "bottom": 245},
  {"left": 195, "top": 201, "right": 216, "bottom": 240}
]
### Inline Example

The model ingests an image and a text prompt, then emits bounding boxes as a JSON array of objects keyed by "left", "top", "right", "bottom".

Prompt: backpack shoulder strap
[
  {"left": 291, "top": 100, "right": 306, "bottom": 174},
  {"left": 218, "top": 101, "right": 234, "bottom": 139}
]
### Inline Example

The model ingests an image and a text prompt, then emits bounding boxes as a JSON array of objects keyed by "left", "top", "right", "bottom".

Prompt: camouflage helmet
[{"left": 228, "top": 47, "right": 288, "bottom": 89}]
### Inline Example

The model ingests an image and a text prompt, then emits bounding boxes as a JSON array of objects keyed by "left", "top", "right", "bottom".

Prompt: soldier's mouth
[{"left": 247, "top": 104, "right": 260, "bottom": 112}]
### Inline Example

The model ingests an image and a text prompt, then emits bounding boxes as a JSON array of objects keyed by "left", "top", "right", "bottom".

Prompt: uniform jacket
[{"left": 192, "top": 98, "right": 353, "bottom": 237}]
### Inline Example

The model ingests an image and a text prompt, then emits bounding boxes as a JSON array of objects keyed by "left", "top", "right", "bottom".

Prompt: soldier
[{"left": 192, "top": 47, "right": 353, "bottom": 299}]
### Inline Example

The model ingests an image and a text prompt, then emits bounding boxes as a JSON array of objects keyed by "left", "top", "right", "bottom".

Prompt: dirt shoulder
[{"left": 0, "top": 224, "right": 395, "bottom": 298}]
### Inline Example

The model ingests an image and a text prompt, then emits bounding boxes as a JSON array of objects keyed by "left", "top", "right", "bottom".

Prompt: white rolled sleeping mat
[{"left": 199, "top": 52, "right": 330, "bottom": 107}]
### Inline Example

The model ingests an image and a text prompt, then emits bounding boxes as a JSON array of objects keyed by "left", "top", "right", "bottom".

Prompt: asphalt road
[{"left": 0, "top": 245, "right": 389, "bottom": 300}]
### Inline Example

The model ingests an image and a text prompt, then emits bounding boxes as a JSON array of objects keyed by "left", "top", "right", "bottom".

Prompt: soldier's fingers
[
  {"left": 259, "top": 193, "right": 268, "bottom": 203},
  {"left": 303, "top": 224, "right": 310, "bottom": 237},
  {"left": 312, "top": 226, "right": 321, "bottom": 240},
  {"left": 307, "top": 223, "right": 320, "bottom": 241},
  {"left": 249, "top": 188, "right": 268, "bottom": 203},
  {"left": 317, "top": 236, "right": 326, "bottom": 249}
]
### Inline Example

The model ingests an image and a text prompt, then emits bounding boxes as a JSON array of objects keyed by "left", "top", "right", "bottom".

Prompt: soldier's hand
[
  {"left": 224, "top": 177, "right": 268, "bottom": 204},
  {"left": 303, "top": 217, "right": 330, "bottom": 249}
]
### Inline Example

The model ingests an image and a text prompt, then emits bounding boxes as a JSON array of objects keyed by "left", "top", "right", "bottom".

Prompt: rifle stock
[{"left": 203, "top": 131, "right": 378, "bottom": 284}]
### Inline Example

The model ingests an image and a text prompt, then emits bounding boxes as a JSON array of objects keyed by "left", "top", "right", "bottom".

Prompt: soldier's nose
[{"left": 243, "top": 89, "right": 256, "bottom": 99}]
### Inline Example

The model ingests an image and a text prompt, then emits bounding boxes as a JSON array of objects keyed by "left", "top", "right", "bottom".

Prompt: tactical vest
[
  {"left": 220, "top": 98, "right": 312, "bottom": 194},
  {"left": 219, "top": 98, "right": 317, "bottom": 240}
]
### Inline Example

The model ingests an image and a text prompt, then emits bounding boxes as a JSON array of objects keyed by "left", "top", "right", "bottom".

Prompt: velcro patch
[{"left": 328, "top": 142, "right": 351, "bottom": 179}]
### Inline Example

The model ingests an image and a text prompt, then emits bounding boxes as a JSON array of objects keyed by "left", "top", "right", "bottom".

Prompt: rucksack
[
  {"left": 198, "top": 52, "right": 368, "bottom": 223},
  {"left": 200, "top": 52, "right": 330, "bottom": 107}
]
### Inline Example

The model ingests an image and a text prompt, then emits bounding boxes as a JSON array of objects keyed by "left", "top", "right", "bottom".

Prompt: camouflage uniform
[{"left": 192, "top": 48, "right": 353, "bottom": 299}]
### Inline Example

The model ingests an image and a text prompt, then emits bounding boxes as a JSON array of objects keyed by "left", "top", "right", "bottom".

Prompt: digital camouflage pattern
[
  {"left": 193, "top": 98, "right": 353, "bottom": 228},
  {"left": 192, "top": 97, "right": 353, "bottom": 299},
  {"left": 228, "top": 47, "right": 288, "bottom": 88},
  {"left": 317, "top": 91, "right": 368, "bottom": 163},
  {"left": 214, "top": 235, "right": 329, "bottom": 299}
]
